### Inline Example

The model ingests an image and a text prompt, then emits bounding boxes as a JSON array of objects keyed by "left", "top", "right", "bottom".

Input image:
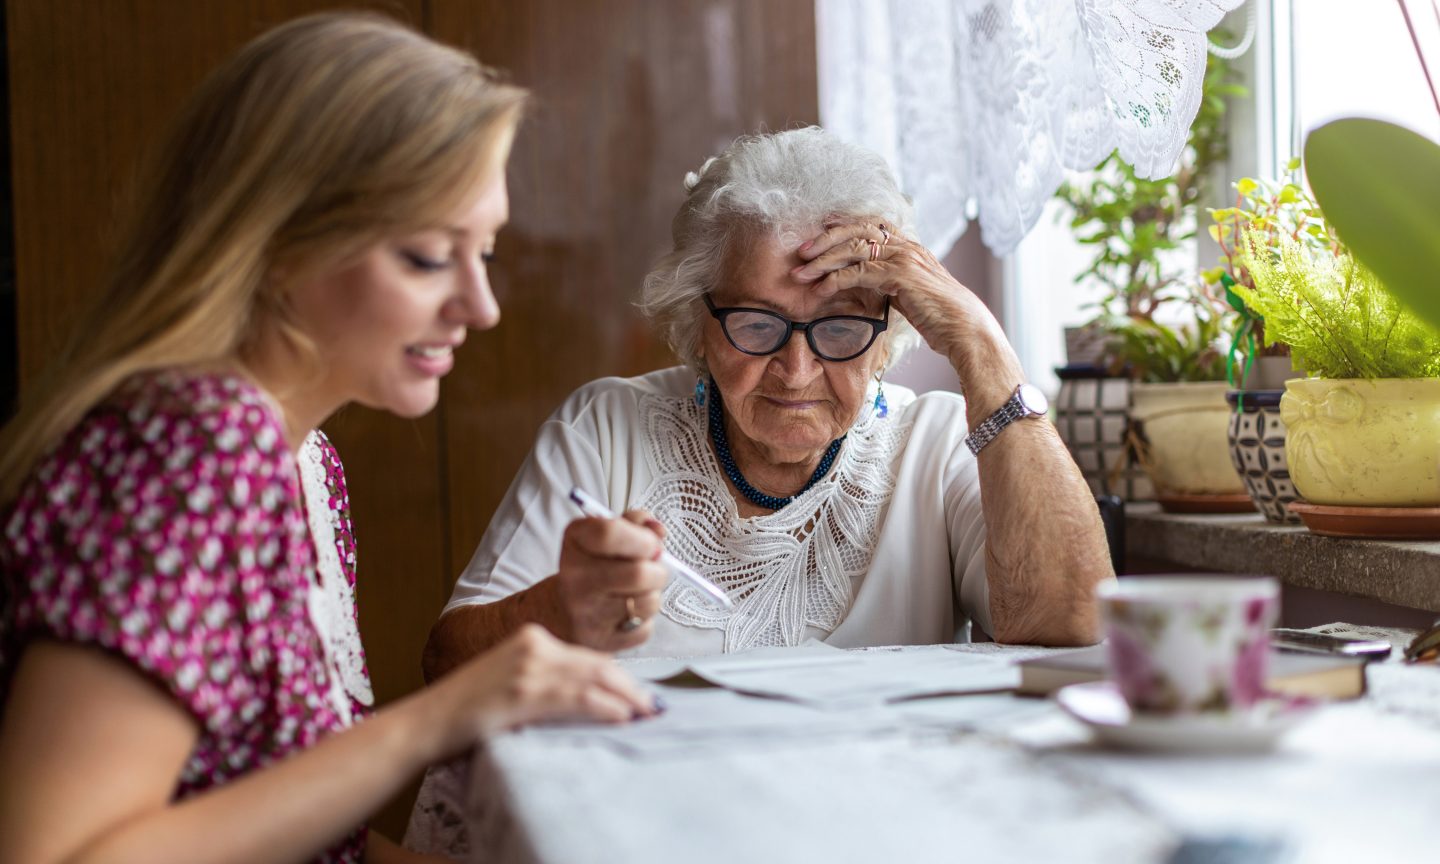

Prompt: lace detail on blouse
[
  {"left": 640, "top": 393, "right": 911, "bottom": 652},
  {"left": 297, "top": 433, "right": 373, "bottom": 723}
]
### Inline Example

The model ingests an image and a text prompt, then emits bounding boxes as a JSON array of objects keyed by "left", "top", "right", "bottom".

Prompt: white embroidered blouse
[{"left": 445, "top": 367, "right": 993, "bottom": 655}]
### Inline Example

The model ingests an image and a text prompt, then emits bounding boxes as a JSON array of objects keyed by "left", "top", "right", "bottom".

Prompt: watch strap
[{"left": 964, "top": 387, "right": 1035, "bottom": 456}]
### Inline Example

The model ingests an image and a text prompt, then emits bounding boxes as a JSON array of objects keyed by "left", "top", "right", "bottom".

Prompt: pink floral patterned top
[{"left": 1, "top": 370, "right": 371, "bottom": 863}]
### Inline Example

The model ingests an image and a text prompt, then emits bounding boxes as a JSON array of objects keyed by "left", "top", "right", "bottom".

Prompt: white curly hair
[{"left": 638, "top": 126, "right": 922, "bottom": 375}]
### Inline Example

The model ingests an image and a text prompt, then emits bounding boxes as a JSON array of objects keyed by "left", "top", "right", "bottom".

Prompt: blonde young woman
[{"left": 0, "top": 14, "right": 664, "bottom": 864}]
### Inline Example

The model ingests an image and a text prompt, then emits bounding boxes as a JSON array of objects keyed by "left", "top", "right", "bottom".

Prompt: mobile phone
[
  {"left": 1168, "top": 835, "right": 1289, "bottom": 864},
  {"left": 1270, "top": 628, "right": 1392, "bottom": 660}
]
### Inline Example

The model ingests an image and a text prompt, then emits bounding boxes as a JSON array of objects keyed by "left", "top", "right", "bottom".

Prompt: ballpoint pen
[{"left": 567, "top": 486, "right": 735, "bottom": 609}]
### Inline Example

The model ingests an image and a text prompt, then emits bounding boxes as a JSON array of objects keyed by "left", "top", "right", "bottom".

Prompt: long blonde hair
[{"left": 0, "top": 13, "right": 526, "bottom": 507}]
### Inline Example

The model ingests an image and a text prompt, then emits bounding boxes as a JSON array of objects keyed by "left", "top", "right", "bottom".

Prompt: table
[{"left": 462, "top": 644, "right": 1440, "bottom": 864}]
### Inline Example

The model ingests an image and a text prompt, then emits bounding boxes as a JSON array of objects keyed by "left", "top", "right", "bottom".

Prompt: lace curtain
[{"left": 816, "top": 0, "right": 1245, "bottom": 257}]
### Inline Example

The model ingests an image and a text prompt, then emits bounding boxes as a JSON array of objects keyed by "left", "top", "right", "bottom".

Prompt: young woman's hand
[{"left": 422, "top": 623, "right": 660, "bottom": 760}]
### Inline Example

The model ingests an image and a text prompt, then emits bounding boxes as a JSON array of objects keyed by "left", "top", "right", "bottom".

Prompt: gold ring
[{"left": 619, "top": 596, "right": 644, "bottom": 633}]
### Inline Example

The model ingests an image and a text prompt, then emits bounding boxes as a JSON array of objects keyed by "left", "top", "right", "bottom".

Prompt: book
[{"left": 1015, "top": 645, "right": 1367, "bottom": 700}]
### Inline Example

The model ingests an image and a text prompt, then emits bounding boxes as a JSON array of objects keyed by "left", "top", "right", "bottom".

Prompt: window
[
  {"left": 1285, "top": 0, "right": 1440, "bottom": 163},
  {"left": 1004, "top": 0, "right": 1440, "bottom": 397}
]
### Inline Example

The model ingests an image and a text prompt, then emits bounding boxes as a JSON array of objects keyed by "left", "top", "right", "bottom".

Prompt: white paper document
[
  {"left": 665, "top": 643, "right": 1018, "bottom": 710},
  {"left": 522, "top": 684, "right": 905, "bottom": 756},
  {"left": 519, "top": 645, "right": 1022, "bottom": 757}
]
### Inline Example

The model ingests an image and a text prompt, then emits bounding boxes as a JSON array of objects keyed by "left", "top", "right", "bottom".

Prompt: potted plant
[
  {"left": 1228, "top": 219, "right": 1440, "bottom": 533},
  {"left": 1098, "top": 287, "right": 1248, "bottom": 509},
  {"left": 1056, "top": 48, "right": 1248, "bottom": 510},
  {"left": 1240, "top": 3, "right": 1440, "bottom": 538},
  {"left": 1203, "top": 163, "right": 1332, "bottom": 523}
]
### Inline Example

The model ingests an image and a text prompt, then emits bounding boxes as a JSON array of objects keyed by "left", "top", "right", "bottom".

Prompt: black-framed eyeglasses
[{"left": 704, "top": 294, "right": 890, "bottom": 362}]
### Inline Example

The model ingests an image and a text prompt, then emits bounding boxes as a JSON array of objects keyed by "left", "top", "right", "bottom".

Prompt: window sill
[{"left": 1125, "top": 503, "right": 1440, "bottom": 614}]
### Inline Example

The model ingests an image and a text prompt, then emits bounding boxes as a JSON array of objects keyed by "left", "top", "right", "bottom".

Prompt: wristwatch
[{"left": 964, "top": 383, "right": 1049, "bottom": 456}]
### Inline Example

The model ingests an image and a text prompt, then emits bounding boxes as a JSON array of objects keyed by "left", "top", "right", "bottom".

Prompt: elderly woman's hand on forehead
[{"left": 790, "top": 220, "right": 998, "bottom": 367}]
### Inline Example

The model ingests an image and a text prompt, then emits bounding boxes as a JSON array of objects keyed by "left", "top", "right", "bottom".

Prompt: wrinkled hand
[
  {"left": 554, "top": 510, "right": 669, "bottom": 651},
  {"left": 429, "top": 624, "right": 660, "bottom": 755},
  {"left": 791, "top": 220, "right": 1012, "bottom": 374}
]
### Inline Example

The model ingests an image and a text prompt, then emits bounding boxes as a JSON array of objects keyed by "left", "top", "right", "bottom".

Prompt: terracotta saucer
[
  {"left": 1287, "top": 501, "right": 1440, "bottom": 540},
  {"left": 1155, "top": 492, "right": 1257, "bottom": 515}
]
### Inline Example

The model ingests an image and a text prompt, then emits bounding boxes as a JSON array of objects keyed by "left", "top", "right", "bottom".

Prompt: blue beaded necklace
[{"left": 707, "top": 380, "right": 845, "bottom": 511}]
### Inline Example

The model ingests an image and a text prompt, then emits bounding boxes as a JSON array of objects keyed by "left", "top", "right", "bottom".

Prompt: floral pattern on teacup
[{"left": 1103, "top": 591, "right": 1278, "bottom": 716}]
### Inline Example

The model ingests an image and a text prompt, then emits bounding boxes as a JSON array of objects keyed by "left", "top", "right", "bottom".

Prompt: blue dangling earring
[
  {"left": 694, "top": 376, "right": 707, "bottom": 408},
  {"left": 872, "top": 375, "right": 888, "bottom": 419}
]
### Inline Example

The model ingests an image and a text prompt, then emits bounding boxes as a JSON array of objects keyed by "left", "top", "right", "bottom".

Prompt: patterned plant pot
[
  {"left": 1226, "top": 390, "right": 1302, "bottom": 524},
  {"left": 1054, "top": 366, "right": 1154, "bottom": 501}
]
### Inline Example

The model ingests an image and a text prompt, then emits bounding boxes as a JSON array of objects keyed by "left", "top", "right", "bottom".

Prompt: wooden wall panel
[
  {"left": 431, "top": 0, "right": 821, "bottom": 579},
  {"left": 7, "top": 0, "right": 420, "bottom": 387}
]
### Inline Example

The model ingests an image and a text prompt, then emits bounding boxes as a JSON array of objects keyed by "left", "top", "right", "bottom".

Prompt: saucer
[
  {"left": 1155, "top": 492, "right": 1257, "bottom": 514},
  {"left": 1287, "top": 501, "right": 1440, "bottom": 540},
  {"left": 1054, "top": 681, "right": 1316, "bottom": 753}
]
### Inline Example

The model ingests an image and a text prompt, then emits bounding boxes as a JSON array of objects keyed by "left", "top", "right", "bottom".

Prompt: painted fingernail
[
  {"left": 652, "top": 695, "right": 668, "bottom": 714},
  {"left": 644, "top": 518, "right": 664, "bottom": 532},
  {"left": 798, "top": 240, "right": 813, "bottom": 254}
]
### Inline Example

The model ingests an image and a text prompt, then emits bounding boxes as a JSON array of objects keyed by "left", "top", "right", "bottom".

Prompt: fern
[{"left": 1232, "top": 229, "right": 1440, "bottom": 379}]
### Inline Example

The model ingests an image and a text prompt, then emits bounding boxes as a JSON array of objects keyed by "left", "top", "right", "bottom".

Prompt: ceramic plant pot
[
  {"left": 1129, "top": 382, "right": 1246, "bottom": 498},
  {"left": 1226, "top": 390, "right": 1302, "bottom": 524},
  {"left": 1064, "top": 324, "right": 1109, "bottom": 367},
  {"left": 1281, "top": 378, "right": 1440, "bottom": 506},
  {"left": 1054, "top": 366, "right": 1154, "bottom": 501}
]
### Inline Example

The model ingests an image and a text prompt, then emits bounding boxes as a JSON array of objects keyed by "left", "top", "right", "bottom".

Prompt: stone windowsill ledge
[{"left": 1124, "top": 502, "right": 1440, "bottom": 613}]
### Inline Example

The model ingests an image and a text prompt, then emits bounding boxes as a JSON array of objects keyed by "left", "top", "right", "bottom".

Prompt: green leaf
[
  {"left": 1236, "top": 178, "right": 1258, "bottom": 196},
  {"left": 1286, "top": 156, "right": 1302, "bottom": 172},
  {"left": 1304, "top": 119, "right": 1440, "bottom": 330}
]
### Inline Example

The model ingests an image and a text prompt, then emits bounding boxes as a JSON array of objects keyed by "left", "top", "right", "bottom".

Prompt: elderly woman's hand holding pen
[{"left": 554, "top": 504, "right": 671, "bottom": 650}]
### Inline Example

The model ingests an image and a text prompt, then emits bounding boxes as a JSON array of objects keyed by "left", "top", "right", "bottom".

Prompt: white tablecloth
[{"left": 463, "top": 645, "right": 1440, "bottom": 864}]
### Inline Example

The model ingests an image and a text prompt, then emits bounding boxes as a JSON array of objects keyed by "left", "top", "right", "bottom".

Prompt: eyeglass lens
[{"left": 721, "top": 310, "right": 878, "bottom": 361}]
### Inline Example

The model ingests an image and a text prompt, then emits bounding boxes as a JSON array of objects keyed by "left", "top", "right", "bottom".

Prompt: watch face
[{"left": 1018, "top": 383, "right": 1049, "bottom": 415}]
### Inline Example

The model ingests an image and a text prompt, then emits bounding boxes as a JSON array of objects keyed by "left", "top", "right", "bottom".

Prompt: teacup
[{"left": 1097, "top": 576, "right": 1280, "bottom": 715}]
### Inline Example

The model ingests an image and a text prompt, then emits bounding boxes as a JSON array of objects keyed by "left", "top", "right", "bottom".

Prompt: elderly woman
[
  {"left": 421, "top": 125, "right": 1110, "bottom": 672},
  {"left": 406, "top": 125, "right": 1110, "bottom": 855}
]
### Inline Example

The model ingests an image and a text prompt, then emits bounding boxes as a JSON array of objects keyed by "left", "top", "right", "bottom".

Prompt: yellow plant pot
[
  {"left": 1129, "top": 382, "right": 1244, "bottom": 495},
  {"left": 1280, "top": 378, "right": 1440, "bottom": 506}
]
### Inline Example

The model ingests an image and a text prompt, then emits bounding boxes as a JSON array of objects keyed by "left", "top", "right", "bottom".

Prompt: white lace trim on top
[
  {"left": 640, "top": 393, "right": 911, "bottom": 652},
  {"left": 297, "top": 433, "right": 374, "bottom": 725}
]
